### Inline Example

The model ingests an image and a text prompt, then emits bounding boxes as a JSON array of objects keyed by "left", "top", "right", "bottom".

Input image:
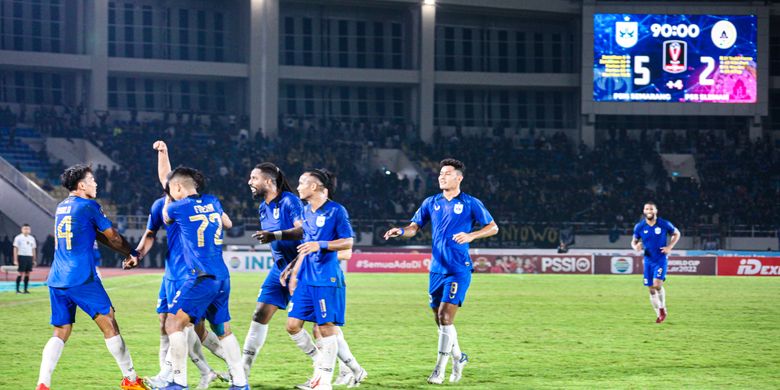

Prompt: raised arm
[{"left": 153, "top": 140, "right": 171, "bottom": 188}]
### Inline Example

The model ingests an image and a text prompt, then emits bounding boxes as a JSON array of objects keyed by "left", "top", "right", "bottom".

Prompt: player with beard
[
  {"left": 241, "top": 163, "right": 306, "bottom": 376},
  {"left": 631, "top": 202, "right": 681, "bottom": 323}
]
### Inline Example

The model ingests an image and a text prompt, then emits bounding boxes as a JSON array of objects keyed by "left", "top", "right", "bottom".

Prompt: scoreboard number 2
[{"left": 699, "top": 56, "right": 715, "bottom": 86}]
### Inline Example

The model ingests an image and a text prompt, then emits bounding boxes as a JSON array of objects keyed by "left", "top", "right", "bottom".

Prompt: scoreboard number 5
[{"left": 634, "top": 56, "right": 650, "bottom": 85}]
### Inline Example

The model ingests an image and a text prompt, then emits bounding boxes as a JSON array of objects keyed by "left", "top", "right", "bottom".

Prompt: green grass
[{"left": 1, "top": 273, "right": 778, "bottom": 389}]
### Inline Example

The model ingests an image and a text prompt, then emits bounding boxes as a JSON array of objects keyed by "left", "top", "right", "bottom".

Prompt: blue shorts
[
  {"left": 643, "top": 258, "right": 668, "bottom": 286},
  {"left": 429, "top": 272, "right": 471, "bottom": 308},
  {"left": 288, "top": 284, "right": 345, "bottom": 326},
  {"left": 49, "top": 278, "right": 114, "bottom": 326},
  {"left": 168, "top": 276, "right": 231, "bottom": 325},
  {"left": 257, "top": 265, "right": 291, "bottom": 309},
  {"left": 156, "top": 278, "right": 185, "bottom": 314}
]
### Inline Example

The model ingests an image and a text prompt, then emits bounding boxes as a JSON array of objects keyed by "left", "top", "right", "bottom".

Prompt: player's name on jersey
[{"left": 194, "top": 203, "right": 216, "bottom": 214}]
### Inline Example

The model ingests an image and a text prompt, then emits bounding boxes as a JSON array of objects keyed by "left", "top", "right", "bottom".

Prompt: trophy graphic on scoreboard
[{"left": 662, "top": 41, "right": 687, "bottom": 74}]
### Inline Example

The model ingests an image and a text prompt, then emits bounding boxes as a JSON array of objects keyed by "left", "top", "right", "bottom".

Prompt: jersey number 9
[{"left": 189, "top": 213, "right": 224, "bottom": 247}]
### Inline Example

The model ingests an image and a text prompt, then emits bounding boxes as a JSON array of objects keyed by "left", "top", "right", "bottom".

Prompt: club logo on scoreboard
[
  {"left": 711, "top": 20, "right": 737, "bottom": 49},
  {"left": 615, "top": 21, "right": 638, "bottom": 48},
  {"left": 662, "top": 40, "right": 687, "bottom": 74}
]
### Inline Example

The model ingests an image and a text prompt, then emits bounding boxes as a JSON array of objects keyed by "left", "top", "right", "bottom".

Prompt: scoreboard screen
[{"left": 593, "top": 14, "right": 757, "bottom": 103}]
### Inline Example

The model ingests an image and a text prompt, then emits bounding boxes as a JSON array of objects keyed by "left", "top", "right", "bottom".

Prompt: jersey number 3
[{"left": 188, "top": 213, "right": 223, "bottom": 247}]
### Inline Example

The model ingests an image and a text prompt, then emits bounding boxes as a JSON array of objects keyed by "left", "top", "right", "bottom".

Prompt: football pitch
[{"left": 0, "top": 273, "right": 778, "bottom": 389}]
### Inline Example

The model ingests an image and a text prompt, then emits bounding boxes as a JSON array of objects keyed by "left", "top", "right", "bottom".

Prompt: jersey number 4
[
  {"left": 188, "top": 213, "right": 223, "bottom": 247},
  {"left": 56, "top": 216, "right": 73, "bottom": 250}
]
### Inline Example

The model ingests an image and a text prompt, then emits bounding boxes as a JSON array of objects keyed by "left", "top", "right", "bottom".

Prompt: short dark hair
[
  {"left": 21, "top": 224, "right": 30, "bottom": 228},
  {"left": 644, "top": 201, "right": 657, "bottom": 208},
  {"left": 60, "top": 164, "right": 93, "bottom": 191},
  {"left": 165, "top": 166, "right": 206, "bottom": 194},
  {"left": 440, "top": 158, "right": 465, "bottom": 174}
]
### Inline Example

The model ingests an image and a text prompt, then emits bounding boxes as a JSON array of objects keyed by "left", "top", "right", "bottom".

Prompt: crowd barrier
[{"left": 222, "top": 250, "right": 780, "bottom": 276}]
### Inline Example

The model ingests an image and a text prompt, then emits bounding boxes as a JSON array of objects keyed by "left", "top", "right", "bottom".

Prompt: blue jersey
[
  {"left": 298, "top": 200, "right": 354, "bottom": 287},
  {"left": 633, "top": 217, "right": 678, "bottom": 262},
  {"left": 412, "top": 192, "right": 494, "bottom": 275},
  {"left": 166, "top": 194, "right": 229, "bottom": 280},
  {"left": 259, "top": 191, "right": 303, "bottom": 268},
  {"left": 48, "top": 196, "right": 113, "bottom": 288},
  {"left": 148, "top": 196, "right": 187, "bottom": 281},
  {"left": 92, "top": 241, "right": 101, "bottom": 261}
]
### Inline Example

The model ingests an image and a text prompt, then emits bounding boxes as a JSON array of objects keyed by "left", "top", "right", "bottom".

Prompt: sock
[
  {"left": 104, "top": 335, "right": 137, "bottom": 381},
  {"left": 242, "top": 321, "right": 269, "bottom": 374},
  {"left": 313, "top": 335, "right": 338, "bottom": 386},
  {"left": 16, "top": 275, "right": 21, "bottom": 291},
  {"left": 23, "top": 275, "right": 29, "bottom": 290},
  {"left": 335, "top": 328, "right": 362, "bottom": 375},
  {"left": 435, "top": 325, "right": 455, "bottom": 374},
  {"left": 449, "top": 325, "right": 462, "bottom": 362},
  {"left": 290, "top": 329, "right": 319, "bottom": 362},
  {"left": 219, "top": 333, "right": 247, "bottom": 387},
  {"left": 158, "top": 335, "right": 170, "bottom": 374},
  {"left": 187, "top": 326, "right": 212, "bottom": 376},
  {"left": 168, "top": 331, "right": 188, "bottom": 385},
  {"left": 37, "top": 337, "right": 65, "bottom": 386},
  {"left": 649, "top": 292, "right": 661, "bottom": 316},
  {"left": 202, "top": 330, "right": 227, "bottom": 362},
  {"left": 161, "top": 347, "right": 173, "bottom": 382},
  {"left": 658, "top": 287, "right": 666, "bottom": 309}
]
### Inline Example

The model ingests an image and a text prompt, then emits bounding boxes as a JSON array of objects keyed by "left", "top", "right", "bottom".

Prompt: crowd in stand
[{"left": 2, "top": 105, "right": 779, "bottom": 234}]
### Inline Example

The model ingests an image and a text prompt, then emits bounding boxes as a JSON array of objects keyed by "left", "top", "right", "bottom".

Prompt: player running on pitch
[
  {"left": 36, "top": 164, "right": 149, "bottom": 390},
  {"left": 384, "top": 158, "right": 498, "bottom": 384},
  {"left": 631, "top": 202, "right": 681, "bottom": 323}
]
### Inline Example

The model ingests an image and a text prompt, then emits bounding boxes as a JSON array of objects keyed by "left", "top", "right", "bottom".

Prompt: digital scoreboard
[{"left": 593, "top": 14, "right": 757, "bottom": 103}]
